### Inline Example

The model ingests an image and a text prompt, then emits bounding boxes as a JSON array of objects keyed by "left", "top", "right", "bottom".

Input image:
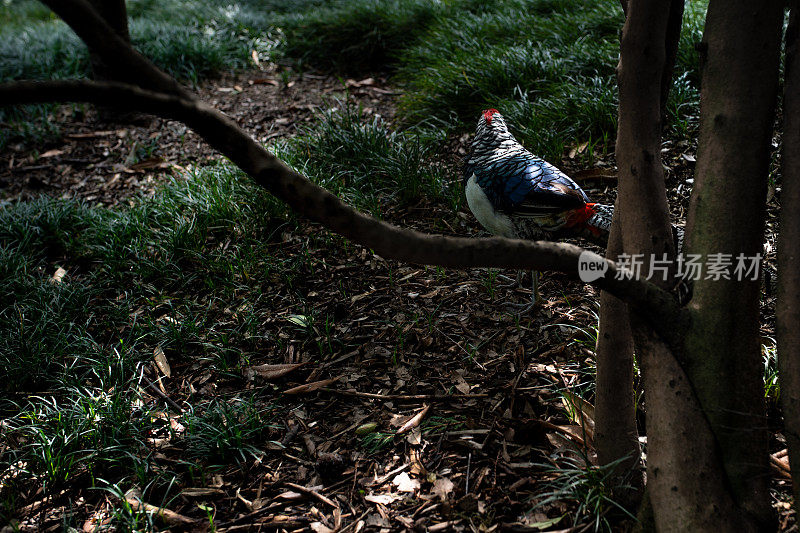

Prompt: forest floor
[{"left": 0, "top": 68, "right": 793, "bottom": 532}]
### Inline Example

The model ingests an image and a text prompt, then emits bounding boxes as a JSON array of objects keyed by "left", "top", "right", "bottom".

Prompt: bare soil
[{"left": 0, "top": 69, "right": 397, "bottom": 206}]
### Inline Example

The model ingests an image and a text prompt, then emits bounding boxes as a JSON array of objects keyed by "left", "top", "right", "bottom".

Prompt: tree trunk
[
  {"left": 660, "top": 0, "right": 685, "bottom": 121},
  {"left": 615, "top": 0, "right": 675, "bottom": 262},
  {"left": 594, "top": 0, "right": 684, "bottom": 499},
  {"left": 683, "top": 0, "right": 783, "bottom": 528},
  {"left": 777, "top": 3, "right": 800, "bottom": 518},
  {"left": 85, "top": 0, "right": 140, "bottom": 123},
  {"left": 636, "top": 329, "right": 741, "bottom": 531},
  {"left": 87, "top": 0, "right": 130, "bottom": 83},
  {"left": 44, "top": 0, "right": 188, "bottom": 97},
  {"left": 594, "top": 219, "right": 642, "bottom": 503}
]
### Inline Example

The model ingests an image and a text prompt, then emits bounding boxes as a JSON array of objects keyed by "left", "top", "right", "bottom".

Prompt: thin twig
[
  {"left": 139, "top": 371, "right": 183, "bottom": 413},
  {"left": 319, "top": 388, "right": 488, "bottom": 401},
  {"left": 283, "top": 482, "right": 340, "bottom": 510}
]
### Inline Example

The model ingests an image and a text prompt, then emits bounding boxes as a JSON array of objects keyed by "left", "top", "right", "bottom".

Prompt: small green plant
[
  {"left": 763, "top": 338, "right": 779, "bottom": 401},
  {"left": 421, "top": 415, "right": 466, "bottom": 436},
  {"left": 533, "top": 457, "right": 638, "bottom": 532},
  {"left": 481, "top": 268, "right": 499, "bottom": 298},
  {"left": 181, "top": 397, "right": 276, "bottom": 464},
  {"left": 359, "top": 431, "right": 395, "bottom": 455}
]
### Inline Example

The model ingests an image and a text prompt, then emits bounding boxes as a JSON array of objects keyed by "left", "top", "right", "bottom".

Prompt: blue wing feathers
[{"left": 470, "top": 152, "right": 587, "bottom": 215}]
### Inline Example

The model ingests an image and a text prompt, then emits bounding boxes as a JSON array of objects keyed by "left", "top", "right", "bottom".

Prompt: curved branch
[
  {"left": 40, "top": 0, "right": 190, "bottom": 97},
  {"left": 27, "top": 0, "right": 689, "bottom": 342},
  {"left": 0, "top": 78, "right": 687, "bottom": 341}
]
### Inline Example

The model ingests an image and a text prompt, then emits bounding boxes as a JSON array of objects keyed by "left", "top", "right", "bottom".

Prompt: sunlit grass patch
[{"left": 275, "top": 102, "right": 452, "bottom": 212}]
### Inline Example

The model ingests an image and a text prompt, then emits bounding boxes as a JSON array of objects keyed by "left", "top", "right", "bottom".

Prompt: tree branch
[
  {"left": 27, "top": 0, "right": 689, "bottom": 340},
  {"left": 40, "top": 0, "right": 189, "bottom": 97},
  {"left": 660, "top": 0, "right": 685, "bottom": 119},
  {"left": 0, "top": 78, "right": 687, "bottom": 344}
]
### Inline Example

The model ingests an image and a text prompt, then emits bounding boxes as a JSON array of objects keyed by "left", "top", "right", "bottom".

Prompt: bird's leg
[
  {"left": 506, "top": 270, "right": 542, "bottom": 313},
  {"left": 531, "top": 270, "right": 542, "bottom": 306},
  {"left": 496, "top": 272, "right": 521, "bottom": 288}
]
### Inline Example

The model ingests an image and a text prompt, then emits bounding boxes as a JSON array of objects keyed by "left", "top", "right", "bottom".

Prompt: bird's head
[
  {"left": 463, "top": 108, "right": 516, "bottom": 183},
  {"left": 474, "top": 108, "right": 513, "bottom": 144}
]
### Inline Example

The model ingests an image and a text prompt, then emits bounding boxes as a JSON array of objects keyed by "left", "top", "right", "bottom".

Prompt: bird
[{"left": 463, "top": 108, "right": 610, "bottom": 305}]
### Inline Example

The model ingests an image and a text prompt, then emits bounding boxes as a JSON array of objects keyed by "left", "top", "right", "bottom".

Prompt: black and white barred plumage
[{"left": 463, "top": 109, "right": 598, "bottom": 242}]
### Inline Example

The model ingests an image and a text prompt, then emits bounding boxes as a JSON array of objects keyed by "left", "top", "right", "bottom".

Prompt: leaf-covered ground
[{"left": 0, "top": 66, "right": 793, "bottom": 532}]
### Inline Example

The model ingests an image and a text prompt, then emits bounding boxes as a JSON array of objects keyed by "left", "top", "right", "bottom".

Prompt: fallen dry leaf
[
  {"left": 247, "top": 362, "right": 306, "bottom": 380},
  {"left": 431, "top": 478, "right": 454, "bottom": 501},
  {"left": 392, "top": 472, "right": 420, "bottom": 493},
  {"left": 40, "top": 149, "right": 65, "bottom": 158},
  {"left": 396, "top": 404, "right": 430, "bottom": 435},
  {"left": 345, "top": 77, "right": 375, "bottom": 88},
  {"left": 153, "top": 346, "right": 171, "bottom": 378},
  {"left": 252, "top": 77, "right": 279, "bottom": 86},
  {"left": 50, "top": 267, "right": 67, "bottom": 284},
  {"left": 124, "top": 488, "right": 194, "bottom": 527},
  {"left": 129, "top": 157, "right": 167, "bottom": 171},
  {"left": 310, "top": 522, "right": 336, "bottom": 533},
  {"left": 65, "top": 130, "right": 117, "bottom": 139},
  {"left": 364, "top": 493, "right": 403, "bottom": 505},
  {"left": 283, "top": 378, "right": 338, "bottom": 395}
]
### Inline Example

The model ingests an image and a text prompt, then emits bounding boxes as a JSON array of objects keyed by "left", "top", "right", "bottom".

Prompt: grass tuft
[
  {"left": 533, "top": 457, "right": 638, "bottom": 532},
  {"left": 276, "top": 102, "right": 451, "bottom": 212},
  {"left": 183, "top": 397, "right": 278, "bottom": 464}
]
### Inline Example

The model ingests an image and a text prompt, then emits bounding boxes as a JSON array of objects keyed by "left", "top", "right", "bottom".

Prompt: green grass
[
  {"left": 533, "top": 456, "right": 638, "bottom": 532},
  {"left": 276, "top": 102, "right": 453, "bottom": 213},
  {"left": 0, "top": 167, "right": 296, "bottom": 517},
  {"left": 763, "top": 338, "right": 779, "bottom": 402},
  {"left": 0, "top": 0, "right": 705, "bottom": 156},
  {"left": 182, "top": 396, "right": 279, "bottom": 464}
]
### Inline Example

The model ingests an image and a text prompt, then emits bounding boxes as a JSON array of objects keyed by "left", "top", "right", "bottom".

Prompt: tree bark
[
  {"left": 594, "top": 0, "right": 684, "bottom": 501},
  {"left": 636, "top": 329, "right": 741, "bottom": 532},
  {"left": 86, "top": 0, "right": 130, "bottom": 82},
  {"left": 615, "top": 1, "right": 675, "bottom": 263},
  {"left": 777, "top": 3, "right": 800, "bottom": 518},
  {"left": 85, "top": 0, "right": 139, "bottom": 122},
  {"left": 42, "top": 0, "right": 188, "bottom": 97},
  {"left": 600, "top": 0, "right": 675, "bottom": 509},
  {"left": 660, "top": 0, "right": 685, "bottom": 120},
  {"left": 594, "top": 220, "right": 642, "bottom": 504},
  {"left": 683, "top": 0, "right": 783, "bottom": 528}
]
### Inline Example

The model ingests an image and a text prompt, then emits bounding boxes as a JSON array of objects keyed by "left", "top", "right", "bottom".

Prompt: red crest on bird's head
[{"left": 482, "top": 108, "right": 499, "bottom": 123}]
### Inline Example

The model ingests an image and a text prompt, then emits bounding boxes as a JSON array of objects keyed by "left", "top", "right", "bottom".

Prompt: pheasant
[
  {"left": 462, "top": 109, "right": 786, "bottom": 306},
  {"left": 463, "top": 108, "right": 614, "bottom": 305}
]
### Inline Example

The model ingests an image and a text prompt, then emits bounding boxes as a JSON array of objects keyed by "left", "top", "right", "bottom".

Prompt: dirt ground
[
  {"left": 0, "top": 69, "right": 397, "bottom": 206},
  {"left": 1, "top": 69, "right": 793, "bottom": 532}
]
